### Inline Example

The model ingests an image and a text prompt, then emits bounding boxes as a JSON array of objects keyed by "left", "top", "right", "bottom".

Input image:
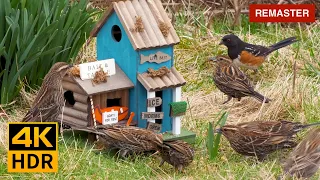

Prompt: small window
[
  {"left": 64, "top": 90, "right": 75, "bottom": 106},
  {"left": 107, "top": 98, "right": 121, "bottom": 107},
  {"left": 111, "top": 25, "right": 122, "bottom": 42}
]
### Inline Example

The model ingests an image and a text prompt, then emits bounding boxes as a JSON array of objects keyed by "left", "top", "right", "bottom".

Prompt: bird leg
[
  {"left": 159, "top": 159, "right": 165, "bottom": 167},
  {"left": 253, "top": 69, "right": 258, "bottom": 74},
  {"left": 223, "top": 96, "right": 232, "bottom": 104}
]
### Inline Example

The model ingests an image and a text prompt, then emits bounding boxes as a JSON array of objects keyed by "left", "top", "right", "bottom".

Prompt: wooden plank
[
  {"left": 73, "top": 102, "right": 88, "bottom": 112},
  {"left": 62, "top": 81, "right": 85, "bottom": 94},
  {"left": 125, "top": 0, "right": 152, "bottom": 48},
  {"left": 107, "top": 91, "right": 114, "bottom": 99},
  {"left": 153, "top": 0, "right": 180, "bottom": 43},
  {"left": 131, "top": 0, "right": 160, "bottom": 47},
  {"left": 171, "top": 67, "right": 186, "bottom": 84},
  {"left": 146, "top": 122, "right": 161, "bottom": 133},
  {"left": 73, "top": 92, "right": 88, "bottom": 104},
  {"left": 141, "top": 112, "right": 164, "bottom": 119},
  {"left": 115, "top": 1, "right": 145, "bottom": 49},
  {"left": 139, "top": 0, "right": 167, "bottom": 46},
  {"left": 146, "top": 0, "right": 174, "bottom": 43},
  {"left": 58, "top": 114, "right": 88, "bottom": 127},
  {"left": 153, "top": 76, "right": 166, "bottom": 89},
  {"left": 147, "top": 97, "right": 162, "bottom": 107},
  {"left": 161, "top": 75, "right": 174, "bottom": 87},
  {"left": 93, "top": 94, "right": 101, "bottom": 107},
  {"left": 121, "top": 90, "right": 129, "bottom": 107},
  {"left": 115, "top": 90, "right": 122, "bottom": 99},
  {"left": 63, "top": 107, "right": 88, "bottom": 121},
  {"left": 100, "top": 93, "right": 108, "bottom": 108}
]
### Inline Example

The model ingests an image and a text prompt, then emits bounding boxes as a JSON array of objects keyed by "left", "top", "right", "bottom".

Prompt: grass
[{"left": 1, "top": 13, "right": 320, "bottom": 179}]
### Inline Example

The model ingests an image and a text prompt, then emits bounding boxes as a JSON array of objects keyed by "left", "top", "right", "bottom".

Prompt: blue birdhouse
[{"left": 90, "top": 0, "right": 194, "bottom": 141}]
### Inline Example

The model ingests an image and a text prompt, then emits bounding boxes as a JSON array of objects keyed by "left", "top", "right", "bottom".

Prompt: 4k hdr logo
[
  {"left": 7, "top": 122, "right": 58, "bottom": 172},
  {"left": 250, "top": 4, "right": 316, "bottom": 22}
]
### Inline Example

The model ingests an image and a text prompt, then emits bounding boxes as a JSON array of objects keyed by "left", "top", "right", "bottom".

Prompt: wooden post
[
  {"left": 89, "top": 96, "right": 99, "bottom": 141},
  {"left": 147, "top": 91, "right": 156, "bottom": 123},
  {"left": 172, "top": 87, "right": 181, "bottom": 135}
]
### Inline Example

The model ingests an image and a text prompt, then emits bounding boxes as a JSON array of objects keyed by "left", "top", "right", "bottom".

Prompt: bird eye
[{"left": 227, "top": 39, "right": 231, "bottom": 42}]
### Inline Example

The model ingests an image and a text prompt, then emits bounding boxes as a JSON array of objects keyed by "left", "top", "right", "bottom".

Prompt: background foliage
[{"left": 0, "top": 0, "right": 98, "bottom": 104}]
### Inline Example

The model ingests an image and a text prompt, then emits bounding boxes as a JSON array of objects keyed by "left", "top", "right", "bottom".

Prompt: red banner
[{"left": 249, "top": 4, "right": 315, "bottom": 22}]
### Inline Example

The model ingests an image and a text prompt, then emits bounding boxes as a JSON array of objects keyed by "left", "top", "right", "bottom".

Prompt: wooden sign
[
  {"left": 102, "top": 111, "right": 118, "bottom": 125},
  {"left": 140, "top": 51, "right": 171, "bottom": 64},
  {"left": 147, "top": 97, "right": 162, "bottom": 107},
  {"left": 79, "top": 58, "right": 116, "bottom": 80},
  {"left": 147, "top": 122, "right": 161, "bottom": 133},
  {"left": 141, "top": 112, "right": 164, "bottom": 119}
]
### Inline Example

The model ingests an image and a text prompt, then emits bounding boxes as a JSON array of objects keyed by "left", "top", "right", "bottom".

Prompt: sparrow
[
  {"left": 216, "top": 125, "right": 296, "bottom": 161},
  {"left": 22, "top": 62, "right": 72, "bottom": 122},
  {"left": 219, "top": 34, "right": 297, "bottom": 71},
  {"left": 282, "top": 128, "right": 320, "bottom": 179},
  {"left": 159, "top": 140, "right": 194, "bottom": 172},
  {"left": 209, "top": 55, "right": 270, "bottom": 104},
  {"left": 69, "top": 125, "right": 163, "bottom": 158}
]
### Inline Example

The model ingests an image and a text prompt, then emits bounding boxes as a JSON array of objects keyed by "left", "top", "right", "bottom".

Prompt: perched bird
[
  {"left": 22, "top": 62, "right": 72, "bottom": 122},
  {"left": 219, "top": 34, "right": 297, "bottom": 71},
  {"left": 282, "top": 128, "right": 320, "bottom": 179},
  {"left": 159, "top": 140, "right": 194, "bottom": 172},
  {"left": 70, "top": 125, "right": 163, "bottom": 158},
  {"left": 237, "top": 120, "right": 320, "bottom": 136},
  {"left": 216, "top": 124, "right": 297, "bottom": 161},
  {"left": 209, "top": 55, "right": 270, "bottom": 104}
]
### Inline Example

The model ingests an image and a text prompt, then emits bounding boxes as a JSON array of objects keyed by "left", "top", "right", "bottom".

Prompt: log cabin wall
[
  {"left": 60, "top": 76, "right": 90, "bottom": 128},
  {"left": 92, "top": 89, "right": 129, "bottom": 109}
]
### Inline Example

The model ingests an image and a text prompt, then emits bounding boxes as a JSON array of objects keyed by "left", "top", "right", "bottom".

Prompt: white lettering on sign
[
  {"left": 79, "top": 58, "right": 116, "bottom": 80},
  {"left": 141, "top": 112, "right": 164, "bottom": 120},
  {"left": 102, "top": 111, "right": 118, "bottom": 125},
  {"left": 147, "top": 97, "right": 162, "bottom": 107},
  {"left": 140, "top": 51, "right": 171, "bottom": 64}
]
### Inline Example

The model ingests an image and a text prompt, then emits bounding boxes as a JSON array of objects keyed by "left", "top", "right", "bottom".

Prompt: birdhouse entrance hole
[
  {"left": 111, "top": 25, "right": 122, "bottom": 42},
  {"left": 107, "top": 98, "right": 121, "bottom": 107},
  {"left": 155, "top": 91, "right": 163, "bottom": 124},
  {"left": 64, "top": 90, "right": 75, "bottom": 106}
]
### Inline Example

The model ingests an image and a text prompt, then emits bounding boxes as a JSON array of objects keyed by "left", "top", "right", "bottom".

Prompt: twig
[{"left": 292, "top": 61, "right": 297, "bottom": 98}]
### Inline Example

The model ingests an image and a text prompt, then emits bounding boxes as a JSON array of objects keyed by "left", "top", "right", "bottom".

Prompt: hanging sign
[
  {"left": 79, "top": 58, "right": 116, "bottom": 80},
  {"left": 147, "top": 97, "right": 162, "bottom": 107},
  {"left": 141, "top": 112, "right": 164, "bottom": 119},
  {"left": 102, "top": 111, "right": 118, "bottom": 125},
  {"left": 140, "top": 51, "right": 171, "bottom": 64},
  {"left": 147, "top": 122, "right": 161, "bottom": 133}
]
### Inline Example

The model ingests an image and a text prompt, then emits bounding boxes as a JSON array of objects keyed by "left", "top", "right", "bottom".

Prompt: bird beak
[
  {"left": 215, "top": 128, "right": 222, "bottom": 134},
  {"left": 219, "top": 41, "right": 223, "bottom": 45},
  {"left": 208, "top": 57, "right": 217, "bottom": 62}
]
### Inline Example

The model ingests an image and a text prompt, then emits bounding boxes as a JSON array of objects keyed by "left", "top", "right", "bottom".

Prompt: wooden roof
[
  {"left": 90, "top": 0, "right": 180, "bottom": 50},
  {"left": 72, "top": 64, "right": 134, "bottom": 95},
  {"left": 137, "top": 67, "right": 186, "bottom": 92}
]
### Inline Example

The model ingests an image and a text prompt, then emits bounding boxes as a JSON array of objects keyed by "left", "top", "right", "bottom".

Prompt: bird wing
[
  {"left": 22, "top": 88, "right": 58, "bottom": 122},
  {"left": 242, "top": 130, "right": 292, "bottom": 146},
  {"left": 244, "top": 45, "right": 270, "bottom": 57},
  {"left": 214, "top": 64, "right": 254, "bottom": 94},
  {"left": 164, "top": 140, "right": 194, "bottom": 159}
]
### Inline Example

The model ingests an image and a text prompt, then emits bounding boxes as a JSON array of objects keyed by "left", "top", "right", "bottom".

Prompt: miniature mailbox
[{"left": 61, "top": 0, "right": 193, "bottom": 139}]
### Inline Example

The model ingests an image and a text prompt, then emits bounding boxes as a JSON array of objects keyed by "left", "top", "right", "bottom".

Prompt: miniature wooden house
[
  {"left": 90, "top": 0, "right": 188, "bottom": 135},
  {"left": 59, "top": 64, "right": 134, "bottom": 128}
]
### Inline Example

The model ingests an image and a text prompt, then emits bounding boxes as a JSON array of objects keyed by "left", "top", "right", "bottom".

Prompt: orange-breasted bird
[{"left": 219, "top": 34, "right": 298, "bottom": 71}]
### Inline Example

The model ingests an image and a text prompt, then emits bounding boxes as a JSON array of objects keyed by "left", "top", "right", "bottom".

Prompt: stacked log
[{"left": 60, "top": 75, "right": 90, "bottom": 128}]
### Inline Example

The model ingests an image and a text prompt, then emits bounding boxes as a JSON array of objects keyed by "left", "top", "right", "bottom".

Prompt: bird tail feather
[
  {"left": 252, "top": 91, "right": 271, "bottom": 103},
  {"left": 266, "top": 37, "right": 298, "bottom": 55},
  {"left": 302, "top": 122, "right": 320, "bottom": 128}
]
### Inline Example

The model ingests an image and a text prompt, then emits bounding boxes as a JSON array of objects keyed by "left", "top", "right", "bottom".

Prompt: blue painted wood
[
  {"left": 96, "top": 11, "right": 176, "bottom": 132},
  {"left": 96, "top": 12, "right": 139, "bottom": 123},
  {"left": 138, "top": 46, "right": 173, "bottom": 73},
  {"left": 161, "top": 88, "right": 173, "bottom": 132}
]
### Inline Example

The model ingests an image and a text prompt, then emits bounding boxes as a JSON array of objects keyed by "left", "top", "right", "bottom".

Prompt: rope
[{"left": 89, "top": 96, "right": 99, "bottom": 140}]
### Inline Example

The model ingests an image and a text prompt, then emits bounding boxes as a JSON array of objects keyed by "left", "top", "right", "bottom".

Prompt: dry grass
[{"left": 1, "top": 17, "right": 320, "bottom": 179}]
